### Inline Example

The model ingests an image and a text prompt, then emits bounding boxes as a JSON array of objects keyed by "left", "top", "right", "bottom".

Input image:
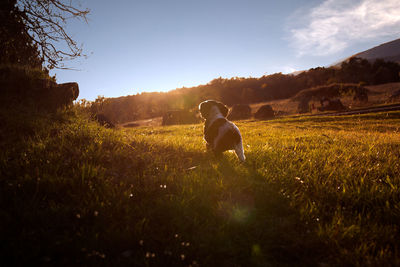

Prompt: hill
[
  {"left": 333, "top": 38, "right": 400, "bottom": 67},
  {"left": 353, "top": 38, "right": 400, "bottom": 64}
]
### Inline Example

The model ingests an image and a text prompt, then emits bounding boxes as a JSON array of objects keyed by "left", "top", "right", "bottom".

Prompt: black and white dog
[{"left": 198, "top": 100, "right": 245, "bottom": 162}]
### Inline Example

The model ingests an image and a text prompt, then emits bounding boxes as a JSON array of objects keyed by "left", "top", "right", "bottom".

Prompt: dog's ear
[
  {"left": 199, "top": 101, "right": 211, "bottom": 119},
  {"left": 217, "top": 102, "right": 229, "bottom": 117},
  {"left": 199, "top": 100, "right": 229, "bottom": 118}
]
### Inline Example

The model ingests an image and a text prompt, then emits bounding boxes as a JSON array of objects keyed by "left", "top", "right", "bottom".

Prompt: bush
[
  {"left": 227, "top": 104, "right": 252, "bottom": 120},
  {"left": 254, "top": 105, "right": 275, "bottom": 119}
]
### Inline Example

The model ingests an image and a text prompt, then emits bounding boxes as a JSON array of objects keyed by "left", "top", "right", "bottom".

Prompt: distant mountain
[
  {"left": 336, "top": 38, "right": 400, "bottom": 66},
  {"left": 354, "top": 38, "right": 400, "bottom": 63}
]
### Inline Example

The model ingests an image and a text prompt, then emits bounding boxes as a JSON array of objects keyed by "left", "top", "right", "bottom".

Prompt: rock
[
  {"left": 38, "top": 82, "right": 79, "bottom": 110},
  {"left": 254, "top": 105, "right": 275, "bottom": 119},
  {"left": 35, "top": 81, "right": 79, "bottom": 111},
  {"left": 0, "top": 67, "right": 79, "bottom": 111},
  {"left": 227, "top": 104, "right": 252, "bottom": 120},
  {"left": 56, "top": 82, "right": 79, "bottom": 105}
]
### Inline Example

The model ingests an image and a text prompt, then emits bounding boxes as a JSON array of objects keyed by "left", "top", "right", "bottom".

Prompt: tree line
[{"left": 86, "top": 57, "right": 400, "bottom": 123}]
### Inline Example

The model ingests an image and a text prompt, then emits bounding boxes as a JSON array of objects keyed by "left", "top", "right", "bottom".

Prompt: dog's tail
[{"left": 234, "top": 140, "right": 246, "bottom": 162}]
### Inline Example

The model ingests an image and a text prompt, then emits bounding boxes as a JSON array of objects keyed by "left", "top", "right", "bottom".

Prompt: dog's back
[
  {"left": 204, "top": 118, "right": 227, "bottom": 144},
  {"left": 213, "top": 121, "right": 241, "bottom": 152},
  {"left": 205, "top": 118, "right": 245, "bottom": 162},
  {"left": 199, "top": 100, "right": 246, "bottom": 162}
]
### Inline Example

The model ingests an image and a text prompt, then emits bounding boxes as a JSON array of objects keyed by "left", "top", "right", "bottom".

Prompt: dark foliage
[
  {"left": 318, "top": 99, "right": 346, "bottom": 112},
  {"left": 93, "top": 113, "right": 115, "bottom": 128},
  {"left": 292, "top": 83, "right": 368, "bottom": 101},
  {"left": 353, "top": 89, "right": 368, "bottom": 102},
  {"left": 0, "top": 0, "right": 43, "bottom": 68}
]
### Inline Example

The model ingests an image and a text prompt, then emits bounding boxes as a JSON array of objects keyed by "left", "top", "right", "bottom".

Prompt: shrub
[
  {"left": 227, "top": 104, "right": 252, "bottom": 120},
  {"left": 254, "top": 105, "right": 275, "bottom": 119}
]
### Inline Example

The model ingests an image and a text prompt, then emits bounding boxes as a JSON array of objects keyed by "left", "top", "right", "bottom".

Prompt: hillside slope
[{"left": 348, "top": 38, "right": 400, "bottom": 64}]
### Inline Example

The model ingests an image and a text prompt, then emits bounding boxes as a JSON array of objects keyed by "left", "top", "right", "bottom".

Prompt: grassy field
[{"left": 1, "top": 106, "right": 400, "bottom": 266}]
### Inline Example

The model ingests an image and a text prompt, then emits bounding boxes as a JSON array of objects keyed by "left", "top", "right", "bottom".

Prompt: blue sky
[{"left": 51, "top": 0, "right": 400, "bottom": 101}]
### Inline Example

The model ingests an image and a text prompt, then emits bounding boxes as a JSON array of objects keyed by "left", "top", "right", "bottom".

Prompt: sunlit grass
[{"left": 1, "top": 106, "right": 400, "bottom": 266}]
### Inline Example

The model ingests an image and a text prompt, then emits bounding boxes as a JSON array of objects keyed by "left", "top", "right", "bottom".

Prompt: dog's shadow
[{"left": 205, "top": 151, "right": 261, "bottom": 182}]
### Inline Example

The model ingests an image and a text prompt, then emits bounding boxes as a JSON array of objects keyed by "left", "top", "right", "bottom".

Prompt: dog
[{"left": 198, "top": 100, "right": 245, "bottom": 162}]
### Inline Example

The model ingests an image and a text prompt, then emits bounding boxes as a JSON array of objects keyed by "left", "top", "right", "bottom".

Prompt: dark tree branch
[{"left": 16, "top": 0, "right": 89, "bottom": 69}]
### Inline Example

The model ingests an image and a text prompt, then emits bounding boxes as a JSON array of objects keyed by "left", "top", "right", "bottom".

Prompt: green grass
[{"left": 1, "top": 106, "right": 400, "bottom": 266}]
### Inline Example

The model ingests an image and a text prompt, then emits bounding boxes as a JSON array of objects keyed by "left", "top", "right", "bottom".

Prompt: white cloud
[
  {"left": 289, "top": 0, "right": 400, "bottom": 56},
  {"left": 282, "top": 66, "right": 298, "bottom": 74}
]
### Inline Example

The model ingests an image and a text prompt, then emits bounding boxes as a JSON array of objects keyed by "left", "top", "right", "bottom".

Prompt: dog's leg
[
  {"left": 234, "top": 141, "right": 246, "bottom": 162},
  {"left": 206, "top": 142, "right": 212, "bottom": 151}
]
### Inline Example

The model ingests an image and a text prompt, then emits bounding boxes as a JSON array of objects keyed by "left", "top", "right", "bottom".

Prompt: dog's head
[{"left": 198, "top": 100, "right": 229, "bottom": 120}]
